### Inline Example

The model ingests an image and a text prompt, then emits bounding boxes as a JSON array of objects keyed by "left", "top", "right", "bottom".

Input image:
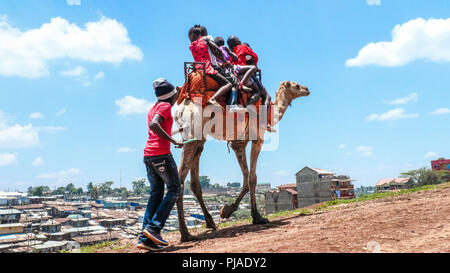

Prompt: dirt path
[{"left": 98, "top": 185, "right": 450, "bottom": 253}]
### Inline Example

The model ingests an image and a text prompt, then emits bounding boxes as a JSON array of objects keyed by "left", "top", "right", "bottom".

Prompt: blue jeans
[{"left": 139, "top": 154, "right": 181, "bottom": 243}]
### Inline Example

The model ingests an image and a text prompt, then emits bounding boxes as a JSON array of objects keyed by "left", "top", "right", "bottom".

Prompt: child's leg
[
  {"left": 208, "top": 72, "right": 232, "bottom": 108},
  {"left": 236, "top": 65, "right": 257, "bottom": 88}
]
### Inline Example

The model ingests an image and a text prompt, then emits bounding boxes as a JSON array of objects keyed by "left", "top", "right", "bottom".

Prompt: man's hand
[{"left": 173, "top": 141, "right": 184, "bottom": 149}]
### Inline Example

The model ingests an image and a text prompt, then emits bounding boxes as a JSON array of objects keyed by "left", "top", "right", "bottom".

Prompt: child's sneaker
[{"left": 229, "top": 105, "right": 246, "bottom": 113}]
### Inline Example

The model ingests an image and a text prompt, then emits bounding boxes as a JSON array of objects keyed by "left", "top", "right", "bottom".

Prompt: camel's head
[{"left": 281, "top": 81, "right": 310, "bottom": 101}]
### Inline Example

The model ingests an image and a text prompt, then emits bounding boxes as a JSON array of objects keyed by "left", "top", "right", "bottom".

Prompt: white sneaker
[{"left": 229, "top": 105, "right": 246, "bottom": 113}]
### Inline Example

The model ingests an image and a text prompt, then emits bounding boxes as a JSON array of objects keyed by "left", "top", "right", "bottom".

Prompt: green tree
[
  {"left": 99, "top": 181, "right": 114, "bottom": 197},
  {"left": 52, "top": 187, "right": 66, "bottom": 195},
  {"left": 87, "top": 182, "right": 94, "bottom": 193},
  {"left": 199, "top": 176, "right": 211, "bottom": 189},
  {"left": 65, "top": 183, "right": 75, "bottom": 194},
  {"left": 90, "top": 185, "right": 100, "bottom": 200},
  {"left": 30, "top": 186, "right": 50, "bottom": 197},
  {"left": 401, "top": 167, "right": 450, "bottom": 187},
  {"left": 75, "top": 187, "right": 84, "bottom": 196},
  {"left": 132, "top": 178, "right": 147, "bottom": 196}
]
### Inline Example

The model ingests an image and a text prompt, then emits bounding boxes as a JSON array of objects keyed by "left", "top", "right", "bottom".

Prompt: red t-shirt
[
  {"left": 233, "top": 44, "right": 259, "bottom": 66},
  {"left": 144, "top": 102, "right": 173, "bottom": 157},
  {"left": 189, "top": 36, "right": 218, "bottom": 75}
]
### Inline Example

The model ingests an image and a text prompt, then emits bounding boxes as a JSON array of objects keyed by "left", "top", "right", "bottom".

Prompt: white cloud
[
  {"left": 115, "top": 96, "right": 154, "bottom": 116},
  {"left": 367, "top": 0, "right": 381, "bottom": 6},
  {"left": 60, "top": 65, "right": 87, "bottom": 77},
  {"left": 339, "top": 144, "right": 346, "bottom": 149},
  {"left": 0, "top": 153, "right": 18, "bottom": 166},
  {"left": 386, "top": 93, "right": 418, "bottom": 105},
  {"left": 367, "top": 108, "right": 419, "bottom": 121},
  {"left": 431, "top": 108, "right": 450, "bottom": 115},
  {"left": 425, "top": 151, "right": 438, "bottom": 158},
  {"left": 29, "top": 112, "right": 44, "bottom": 119},
  {"left": 36, "top": 168, "right": 81, "bottom": 182},
  {"left": 0, "top": 16, "right": 143, "bottom": 78},
  {"left": 117, "top": 147, "right": 138, "bottom": 153},
  {"left": 0, "top": 111, "right": 65, "bottom": 148},
  {"left": 346, "top": 18, "right": 450, "bottom": 67},
  {"left": 32, "top": 157, "right": 44, "bottom": 166},
  {"left": 94, "top": 71, "right": 105, "bottom": 81},
  {"left": 0, "top": 123, "right": 39, "bottom": 148},
  {"left": 67, "top": 0, "right": 81, "bottom": 6},
  {"left": 56, "top": 108, "right": 66, "bottom": 116},
  {"left": 60, "top": 65, "right": 91, "bottom": 86},
  {"left": 356, "top": 146, "right": 373, "bottom": 157}
]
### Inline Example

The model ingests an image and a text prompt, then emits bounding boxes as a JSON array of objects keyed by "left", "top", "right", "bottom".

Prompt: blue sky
[{"left": 0, "top": 0, "right": 449, "bottom": 191}]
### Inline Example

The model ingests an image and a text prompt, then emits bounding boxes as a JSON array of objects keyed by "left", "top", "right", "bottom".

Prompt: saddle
[
  {"left": 177, "top": 63, "right": 273, "bottom": 130},
  {"left": 177, "top": 70, "right": 261, "bottom": 109}
]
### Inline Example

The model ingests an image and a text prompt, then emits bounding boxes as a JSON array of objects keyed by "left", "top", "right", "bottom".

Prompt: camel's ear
[{"left": 284, "top": 81, "right": 291, "bottom": 88}]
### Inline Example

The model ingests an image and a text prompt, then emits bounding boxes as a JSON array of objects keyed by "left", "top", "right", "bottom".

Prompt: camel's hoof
[
  {"left": 220, "top": 204, "right": 235, "bottom": 219},
  {"left": 180, "top": 234, "right": 197, "bottom": 242},
  {"left": 252, "top": 217, "right": 269, "bottom": 225},
  {"left": 206, "top": 221, "right": 217, "bottom": 230}
]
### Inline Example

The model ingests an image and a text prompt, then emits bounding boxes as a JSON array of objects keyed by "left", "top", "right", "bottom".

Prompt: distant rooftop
[
  {"left": 376, "top": 178, "right": 411, "bottom": 186},
  {"left": 0, "top": 209, "right": 21, "bottom": 215}
]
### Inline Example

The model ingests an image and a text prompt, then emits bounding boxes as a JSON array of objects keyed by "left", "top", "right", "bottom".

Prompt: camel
[{"left": 173, "top": 80, "right": 310, "bottom": 242}]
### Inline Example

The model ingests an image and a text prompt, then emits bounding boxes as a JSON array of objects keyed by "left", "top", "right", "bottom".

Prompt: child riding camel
[
  {"left": 214, "top": 36, "right": 257, "bottom": 110},
  {"left": 188, "top": 25, "right": 234, "bottom": 110},
  {"left": 227, "top": 35, "right": 274, "bottom": 131}
]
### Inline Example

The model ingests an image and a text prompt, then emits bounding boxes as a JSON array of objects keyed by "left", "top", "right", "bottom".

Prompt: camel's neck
[{"left": 272, "top": 88, "right": 291, "bottom": 125}]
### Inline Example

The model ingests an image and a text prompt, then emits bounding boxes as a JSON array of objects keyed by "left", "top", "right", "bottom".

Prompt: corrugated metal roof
[{"left": 0, "top": 209, "right": 21, "bottom": 215}]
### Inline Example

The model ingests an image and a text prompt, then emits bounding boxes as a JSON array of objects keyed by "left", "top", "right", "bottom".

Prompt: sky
[{"left": 0, "top": 0, "right": 449, "bottom": 191}]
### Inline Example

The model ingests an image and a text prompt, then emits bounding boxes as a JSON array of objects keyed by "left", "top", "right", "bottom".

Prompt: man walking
[{"left": 137, "top": 78, "right": 184, "bottom": 251}]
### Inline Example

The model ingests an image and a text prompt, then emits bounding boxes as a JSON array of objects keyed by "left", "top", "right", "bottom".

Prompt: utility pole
[{"left": 120, "top": 169, "right": 123, "bottom": 189}]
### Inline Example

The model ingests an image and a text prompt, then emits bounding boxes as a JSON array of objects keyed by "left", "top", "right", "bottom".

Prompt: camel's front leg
[
  {"left": 220, "top": 141, "right": 250, "bottom": 219},
  {"left": 249, "top": 139, "right": 269, "bottom": 224},
  {"left": 176, "top": 142, "right": 196, "bottom": 242},
  {"left": 189, "top": 140, "right": 216, "bottom": 229}
]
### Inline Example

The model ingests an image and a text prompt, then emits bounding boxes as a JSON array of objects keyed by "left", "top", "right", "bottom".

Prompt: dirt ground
[{"left": 97, "top": 185, "right": 450, "bottom": 253}]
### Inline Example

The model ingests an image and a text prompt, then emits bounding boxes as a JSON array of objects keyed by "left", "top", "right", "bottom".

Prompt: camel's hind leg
[
  {"left": 220, "top": 141, "right": 250, "bottom": 219},
  {"left": 249, "top": 139, "right": 269, "bottom": 224},
  {"left": 189, "top": 140, "right": 216, "bottom": 229},
  {"left": 176, "top": 142, "right": 197, "bottom": 242}
]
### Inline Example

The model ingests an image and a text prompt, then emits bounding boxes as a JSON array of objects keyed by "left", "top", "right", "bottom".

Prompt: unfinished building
[
  {"left": 296, "top": 167, "right": 355, "bottom": 208},
  {"left": 265, "top": 184, "right": 298, "bottom": 214}
]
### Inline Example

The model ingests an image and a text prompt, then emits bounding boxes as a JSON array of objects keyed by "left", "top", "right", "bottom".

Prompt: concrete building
[
  {"left": 296, "top": 167, "right": 335, "bottom": 208},
  {"left": 265, "top": 184, "right": 298, "bottom": 214},
  {"left": 256, "top": 183, "right": 271, "bottom": 193},
  {"left": 431, "top": 158, "right": 450, "bottom": 171},
  {"left": 376, "top": 178, "right": 414, "bottom": 192},
  {"left": 331, "top": 176, "right": 356, "bottom": 199}
]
